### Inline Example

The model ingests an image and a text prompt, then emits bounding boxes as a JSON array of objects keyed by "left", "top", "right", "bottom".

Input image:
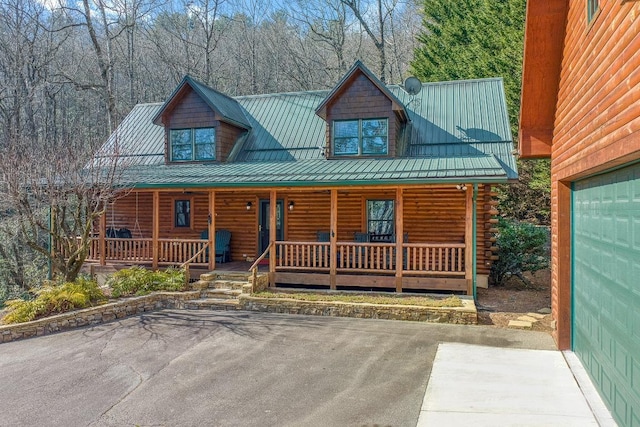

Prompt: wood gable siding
[
  {"left": 104, "top": 185, "right": 497, "bottom": 276},
  {"left": 518, "top": 0, "right": 568, "bottom": 158},
  {"left": 547, "top": 1, "right": 640, "bottom": 348},
  {"left": 163, "top": 87, "right": 243, "bottom": 162},
  {"left": 325, "top": 73, "right": 398, "bottom": 157}
]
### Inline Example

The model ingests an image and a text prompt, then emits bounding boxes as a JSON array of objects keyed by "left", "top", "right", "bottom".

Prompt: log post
[
  {"left": 152, "top": 190, "right": 159, "bottom": 269},
  {"left": 269, "top": 189, "right": 276, "bottom": 287},
  {"left": 99, "top": 211, "right": 106, "bottom": 266},
  {"left": 465, "top": 185, "right": 473, "bottom": 296},
  {"left": 208, "top": 190, "right": 215, "bottom": 271},
  {"left": 395, "top": 187, "right": 404, "bottom": 292},
  {"left": 330, "top": 189, "right": 337, "bottom": 290}
]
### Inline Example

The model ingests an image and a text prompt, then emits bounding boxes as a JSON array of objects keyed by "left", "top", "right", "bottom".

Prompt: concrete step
[
  {"left": 200, "top": 289, "right": 242, "bottom": 299},
  {"left": 183, "top": 298, "right": 241, "bottom": 311}
]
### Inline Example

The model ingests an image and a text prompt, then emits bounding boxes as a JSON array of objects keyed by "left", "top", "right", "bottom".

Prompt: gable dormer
[
  {"left": 316, "top": 61, "right": 408, "bottom": 158},
  {"left": 152, "top": 76, "right": 250, "bottom": 163}
]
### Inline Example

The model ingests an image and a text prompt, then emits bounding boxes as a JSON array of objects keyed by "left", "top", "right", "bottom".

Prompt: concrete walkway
[{"left": 417, "top": 343, "right": 616, "bottom": 426}]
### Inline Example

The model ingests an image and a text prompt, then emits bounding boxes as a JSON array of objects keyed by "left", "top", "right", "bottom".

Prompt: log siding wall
[
  {"left": 103, "top": 185, "right": 497, "bottom": 275},
  {"left": 549, "top": 1, "right": 640, "bottom": 348}
]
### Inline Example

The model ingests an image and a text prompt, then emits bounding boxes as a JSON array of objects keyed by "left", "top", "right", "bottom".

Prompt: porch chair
[
  {"left": 215, "top": 229, "right": 232, "bottom": 263},
  {"left": 316, "top": 231, "right": 330, "bottom": 242},
  {"left": 350, "top": 232, "right": 370, "bottom": 268},
  {"left": 316, "top": 231, "right": 331, "bottom": 266},
  {"left": 200, "top": 229, "right": 232, "bottom": 263}
]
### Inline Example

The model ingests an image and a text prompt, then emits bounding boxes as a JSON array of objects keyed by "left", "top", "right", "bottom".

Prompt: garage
[{"left": 572, "top": 162, "right": 640, "bottom": 426}]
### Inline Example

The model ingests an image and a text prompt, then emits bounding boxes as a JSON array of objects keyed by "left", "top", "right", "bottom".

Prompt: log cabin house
[
  {"left": 92, "top": 61, "right": 517, "bottom": 295},
  {"left": 519, "top": 1, "right": 640, "bottom": 423}
]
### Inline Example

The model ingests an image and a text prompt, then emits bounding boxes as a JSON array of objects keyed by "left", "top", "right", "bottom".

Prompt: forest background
[{"left": 0, "top": 0, "right": 549, "bottom": 302}]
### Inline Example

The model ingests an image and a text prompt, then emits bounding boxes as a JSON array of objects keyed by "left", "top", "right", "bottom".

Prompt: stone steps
[
  {"left": 183, "top": 298, "right": 241, "bottom": 311},
  {"left": 200, "top": 289, "right": 243, "bottom": 299},
  {"left": 184, "top": 271, "right": 253, "bottom": 312},
  {"left": 211, "top": 280, "right": 251, "bottom": 291}
]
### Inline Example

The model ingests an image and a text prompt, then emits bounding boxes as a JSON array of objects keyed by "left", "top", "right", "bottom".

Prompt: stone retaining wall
[
  {"left": 1, "top": 290, "right": 476, "bottom": 344},
  {"left": 0, "top": 291, "right": 201, "bottom": 344},
  {"left": 239, "top": 296, "right": 477, "bottom": 324}
]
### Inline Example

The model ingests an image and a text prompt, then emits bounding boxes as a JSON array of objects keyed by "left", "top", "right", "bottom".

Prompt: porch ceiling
[{"left": 119, "top": 155, "right": 508, "bottom": 189}]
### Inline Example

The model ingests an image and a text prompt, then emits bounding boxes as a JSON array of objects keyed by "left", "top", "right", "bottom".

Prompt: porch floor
[{"left": 189, "top": 261, "right": 268, "bottom": 280}]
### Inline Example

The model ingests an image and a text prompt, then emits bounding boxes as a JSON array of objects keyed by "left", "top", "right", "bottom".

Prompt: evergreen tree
[{"left": 412, "top": 0, "right": 550, "bottom": 224}]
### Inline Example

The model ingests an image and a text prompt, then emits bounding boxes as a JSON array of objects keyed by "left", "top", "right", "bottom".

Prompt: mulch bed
[{"left": 476, "top": 269, "right": 552, "bottom": 333}]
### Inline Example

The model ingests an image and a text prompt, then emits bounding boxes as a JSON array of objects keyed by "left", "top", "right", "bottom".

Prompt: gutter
[{"left": 127, "top": 177, "right": 511, "bottom": 190}]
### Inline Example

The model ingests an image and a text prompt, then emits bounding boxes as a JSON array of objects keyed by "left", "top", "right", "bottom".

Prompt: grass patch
[{"left": 251, "top": 291, "right": 463, "bottom": 308}]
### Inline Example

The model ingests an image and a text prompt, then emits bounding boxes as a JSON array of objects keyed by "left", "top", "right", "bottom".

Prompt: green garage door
[{"left": 573, "top": 162, "right": 640, "bottom": 427}]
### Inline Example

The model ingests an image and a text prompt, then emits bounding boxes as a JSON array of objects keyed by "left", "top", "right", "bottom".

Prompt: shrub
[
  {"left": 2, "top": 277, "right": 106, "bottom": 324},
  {"left": 490, "top": 218, "right": 549, "bottom": 287},
  {"left": 106, "top": 266, "right": 186, "bottom": 298}
]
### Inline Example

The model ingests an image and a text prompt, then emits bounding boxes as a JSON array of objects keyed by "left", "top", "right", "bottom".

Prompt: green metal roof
[
  {"left": 232, "top": 91, "right": 328, "bottom": 162},
  {"left": 121, "top": 156, "right": 508, "bottom": 189},
  {"left": 98, "top": 103, "right": 165, "bottom": 166},
  {"left": 152, "top": 75, "right": 251, "bottom": 129},
  {"left": 103, "top": 69, "right": 517, "bottom": 188}
]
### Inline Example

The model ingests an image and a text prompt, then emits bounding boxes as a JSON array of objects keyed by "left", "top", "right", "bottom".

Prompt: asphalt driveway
[{"left": 0, "top": 310, "right": 555, "bottom": 426}]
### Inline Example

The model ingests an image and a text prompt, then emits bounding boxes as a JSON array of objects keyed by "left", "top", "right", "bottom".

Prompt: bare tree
[
  {"left": 339, "top": 0, "right": 403, "bottom": 82},
  {"left": 0, "top": 130, "right": 130, "bottom": 282},
  {"left": 289, "top": 0, "right": 351, "bottom": 79}
]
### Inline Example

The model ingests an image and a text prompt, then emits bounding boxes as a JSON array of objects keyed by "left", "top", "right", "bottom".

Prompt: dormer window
[
  {"left": 333, "top": 118, "right": 388, "bottom": 156},
  {"left": 170, "top": 127, "right": 216, "bottom": 161}
]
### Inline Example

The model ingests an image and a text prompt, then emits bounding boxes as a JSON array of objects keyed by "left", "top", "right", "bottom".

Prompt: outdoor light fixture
[
  {"left": 288, "top": 201, "right": 295, "bottom": 211},
  {"left": 456, "top": 184, "right": 468, "bottom": 191},
  {"left": 246, "top": 201, "right": 252, "bottom": 211}
]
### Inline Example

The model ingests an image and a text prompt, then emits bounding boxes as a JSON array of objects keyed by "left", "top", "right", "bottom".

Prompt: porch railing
[
  {"left": 274, "top": 241, "right": 466, "bottom": 275},
  {"left": 84, "top": 237, "right": 209, "bottom": 266},
  {"left": 158, "top": 239, "right": 208, "bottom": 264},
  {"left": 336, "top": 242, "right": 396, "bottom": 272},
  {"left": 276, "top": 242, "right": 331, "bottom": 270},
  {"left": 403, "top": 243, "right": 465, "bottom": 275},
  {"left": 83, "top": 237, "right": 466, "bottom": 275}
]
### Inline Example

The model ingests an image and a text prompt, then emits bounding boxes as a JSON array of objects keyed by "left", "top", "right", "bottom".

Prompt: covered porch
[{"left": 87, "top": 184, "right": 493, "bottom": 295}]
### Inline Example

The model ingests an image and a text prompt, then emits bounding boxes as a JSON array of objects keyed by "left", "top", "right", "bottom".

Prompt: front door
[{"left": 258, "top": 199, "right": 284, "bottom": 255}]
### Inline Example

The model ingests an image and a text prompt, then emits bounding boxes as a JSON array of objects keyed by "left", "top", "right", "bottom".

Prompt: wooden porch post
[
  {"left": 395, "top": 187, "right": 404, "bottom": 292},
  {"left": 329, "top": 188, "right": 337, "bottom": 290},
  {"left": 152, "top": 190, "right": 159, "bottom": 269},
  {"left": 208, "top": 190, "right": 216, "bottom": 271},
  {"left": 99, "top": 211, "right": 106, "bottom": 266},
  {"left": 465, "top": 185, "right": 473, "bottom": 295},
  {"left": 269, "top": 189, "right": 276, "bottom": 287}
]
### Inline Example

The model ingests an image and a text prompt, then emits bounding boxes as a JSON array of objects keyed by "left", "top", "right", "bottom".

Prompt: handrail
[
  {"left": 249, "top": 241, "right": 273, "bottom": 272},
  {"left": 179, "top": 241, "right": 210, "bottom": 288},
  {"left": 179, "top": 242, "right": 210, "bottom": 269},
  {"left": 249, "top": 242, "right": 273, "bottom": 291}
]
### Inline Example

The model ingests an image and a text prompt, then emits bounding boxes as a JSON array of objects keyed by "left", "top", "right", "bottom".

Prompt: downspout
[{"left": 473, "top": 184, "right": 478, "bottom": 300}]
